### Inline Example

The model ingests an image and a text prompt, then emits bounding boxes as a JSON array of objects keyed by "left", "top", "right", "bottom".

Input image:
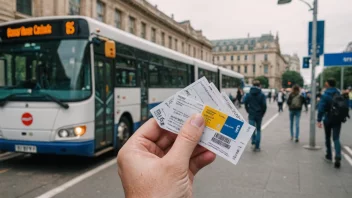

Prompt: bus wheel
[{"left": 115, "top": 117, "right": 131, "bottom": 153}]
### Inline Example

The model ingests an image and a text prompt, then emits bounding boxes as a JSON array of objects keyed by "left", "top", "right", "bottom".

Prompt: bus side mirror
[{"left": 105, "top": 40, "right": 116, "bottom": 59}]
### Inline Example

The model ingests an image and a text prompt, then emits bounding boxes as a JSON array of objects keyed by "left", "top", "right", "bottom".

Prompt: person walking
[
  {"left": 267, "top": 91, "right": 272, "bottom": 103},
  {"left": 287, "top": 85, "right": 308, "bottom": 142},
  {"left": 317, "top": 79, "right": 350, "bottom": 169},
  {"left": 236, "top": 88, "right": 243, "bottom": 108},
  {"left": 244, "top": 80, "right": 267, "bottom": 152},
  {"left": 277, "top": 89, "right": 285, "bottom": 112}
]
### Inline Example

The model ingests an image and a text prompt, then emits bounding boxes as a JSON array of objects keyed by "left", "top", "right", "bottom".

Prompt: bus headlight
[{"left": 58, "top": 125, "right": 86, "bottom": 138}]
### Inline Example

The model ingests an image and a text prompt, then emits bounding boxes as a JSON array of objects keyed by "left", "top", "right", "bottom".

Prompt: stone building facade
[
  {"left": 211, "top": 33, "right": 287, "bottom": 89},
  {"left": 0, "top": 0, "right": 212, "bottom": 62},
  {"left": 283, "top": 54, "right": 300, "bottom": 72}
]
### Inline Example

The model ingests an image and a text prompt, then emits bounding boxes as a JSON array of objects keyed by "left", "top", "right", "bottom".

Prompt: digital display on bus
[{"left": 0, "top": 19, "right": 89, "bottom": 42}]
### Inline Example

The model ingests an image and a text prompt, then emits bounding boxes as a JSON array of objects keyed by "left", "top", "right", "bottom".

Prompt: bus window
[
  {"left": 0, "top": 59, "right": 5, "bottom": 86},
  {"left": 115, "top": 56, "right": 137, "bottom": 87},
  {"left": 149, "top": 64, "right": 161, "bottom": 87}
]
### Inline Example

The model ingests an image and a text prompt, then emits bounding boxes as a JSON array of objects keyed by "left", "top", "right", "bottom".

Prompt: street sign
[
  {"left": 303, "top": 57, "right": 310, "bottom": 69},
  {"left": 324, "top": 52, "right": 352, "bottom": 67},
  {"left": 308, "top": 20, "right": 325, "bottom": 56}
]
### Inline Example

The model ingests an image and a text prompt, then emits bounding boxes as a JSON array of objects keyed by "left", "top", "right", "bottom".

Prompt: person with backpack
[
  {"left": 287, "top": 85, "right": 308, "bottom": 142},
  {"left": 317, "top": 78, "right": 350, "bottom": 169},
  {"left": 244, "top": 80, "right": 267, "bottom": 152}
]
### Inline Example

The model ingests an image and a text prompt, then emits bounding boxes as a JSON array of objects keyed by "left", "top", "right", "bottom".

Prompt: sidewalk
[{"left": 194, "top": 109, "right": 352, "bottom": 198}]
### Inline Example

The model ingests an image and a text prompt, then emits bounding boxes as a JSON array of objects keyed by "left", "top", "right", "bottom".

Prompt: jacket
[
  {"left": 317, "top": 87, "right": 340, "bottom": 122},
  {"left": 287, "top": 93, "right": 308, "bottom": 111},
  {"left": 244, "top": 86, "right": 267, "bottom": 119}
]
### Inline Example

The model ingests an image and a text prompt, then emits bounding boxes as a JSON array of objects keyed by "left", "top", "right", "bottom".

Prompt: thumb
[{"left": 165, "top": 114, "right": 205, "bottom": 165}]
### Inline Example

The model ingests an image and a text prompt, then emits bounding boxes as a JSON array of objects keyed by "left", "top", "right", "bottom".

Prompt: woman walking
[{"left": 287, "top": 85, "right": 308, "bottom": 142}]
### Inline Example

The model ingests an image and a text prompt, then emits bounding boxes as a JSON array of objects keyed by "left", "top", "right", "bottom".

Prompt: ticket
[{"left": 166, "top": 94, "right": 256, "bottom": 165}]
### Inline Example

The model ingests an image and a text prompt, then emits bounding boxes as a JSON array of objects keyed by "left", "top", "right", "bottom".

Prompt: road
[{"left": 0, "top": 102, "right": 351, "bottom": 198}]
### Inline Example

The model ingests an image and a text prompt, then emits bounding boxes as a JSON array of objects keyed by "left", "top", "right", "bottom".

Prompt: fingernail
[{"left": 191, "top": 114, "right": 204, "bottom": 128}]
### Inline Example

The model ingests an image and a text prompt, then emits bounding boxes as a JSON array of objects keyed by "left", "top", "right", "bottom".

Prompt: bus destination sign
[{"left": 7, "top": 24, "right": 53, "bottom": 38}]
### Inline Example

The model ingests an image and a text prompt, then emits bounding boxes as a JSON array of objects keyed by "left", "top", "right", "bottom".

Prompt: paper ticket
[{"left": 166, "top": 94, "right": 255, "bottom": 165}]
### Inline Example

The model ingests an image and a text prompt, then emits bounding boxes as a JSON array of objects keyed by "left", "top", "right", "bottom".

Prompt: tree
[
  {"left": 254, "top": 76, "right": 269, "bottom": 88},
  {"left": 282, "top": 70, "right": 304, "bottom": 88},
  {"left": 316, "top": 67, "right": 352, "bottom": 89}
]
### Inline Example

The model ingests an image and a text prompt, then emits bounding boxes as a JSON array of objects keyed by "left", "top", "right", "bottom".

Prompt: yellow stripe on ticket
[{"left": 202, "top": 105, "right": 228, "bottom": 132}]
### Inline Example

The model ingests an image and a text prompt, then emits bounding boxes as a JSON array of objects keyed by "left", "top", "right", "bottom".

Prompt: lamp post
[{"left": 278, "top": 0, "right": 321, "bottom": 150}]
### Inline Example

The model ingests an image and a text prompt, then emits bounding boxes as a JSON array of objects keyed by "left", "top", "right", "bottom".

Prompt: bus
[{"left": 0, "top": 16, "right": 244, "bottom": 157}]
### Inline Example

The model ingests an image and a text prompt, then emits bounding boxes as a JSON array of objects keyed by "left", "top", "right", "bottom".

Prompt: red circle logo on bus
[{"left": 21, "top": 112, "right": 33, "bottom": 126}]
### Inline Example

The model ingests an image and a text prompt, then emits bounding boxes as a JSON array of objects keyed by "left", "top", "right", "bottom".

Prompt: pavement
[{"left": 0, "top": 102, "right": 352, "bottom": 198}]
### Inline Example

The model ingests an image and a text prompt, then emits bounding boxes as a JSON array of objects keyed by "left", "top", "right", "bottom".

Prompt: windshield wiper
[
  {"left": 0, "top": 92, "right": 69, "bottom": 109},
  {"left": 0, "top": 92, "right": 31, "bottom": 107}
]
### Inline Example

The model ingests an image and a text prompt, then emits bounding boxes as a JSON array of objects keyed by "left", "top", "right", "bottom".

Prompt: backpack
[
  {"left": 289, "top": 94, "right": 302, "bottom": 109},
  {"left": 328, "top": 93, "right": 349, "bottom": 124}
]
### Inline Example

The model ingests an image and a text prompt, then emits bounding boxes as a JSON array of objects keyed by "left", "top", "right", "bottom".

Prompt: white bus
[{"left": 0, "top": 16, "right": 244, "bottom": 156}]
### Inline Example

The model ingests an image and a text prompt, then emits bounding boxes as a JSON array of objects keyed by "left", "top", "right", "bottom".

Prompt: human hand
[
  {"left": 317, "top": 122, "right": 322, "bottom": 128},
  {"left": 117, "top": 114, "right": 216, "bottom": 198}
]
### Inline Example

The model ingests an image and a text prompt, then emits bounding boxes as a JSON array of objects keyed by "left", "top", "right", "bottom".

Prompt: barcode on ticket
[{"left": 211, "top": 133, "right": 231, "bottom": 149}]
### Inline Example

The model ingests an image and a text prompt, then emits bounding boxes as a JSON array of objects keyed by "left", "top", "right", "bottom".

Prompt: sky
[{"left": 147, "top": 0, "right": 352, "bottom": 84}]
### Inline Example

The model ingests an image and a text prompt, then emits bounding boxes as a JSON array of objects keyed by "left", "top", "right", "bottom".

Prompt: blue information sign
[
  {"left": 302, "top": 57, "right": 310, "bottom": 69},
  {"left": 324, "top": 52, "right": 352, "bottom": 67},
  {"left": 308, "top": 20, "right": 325, "bottom": 56}
]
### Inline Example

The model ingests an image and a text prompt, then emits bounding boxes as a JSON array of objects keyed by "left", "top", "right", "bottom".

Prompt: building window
[
  {"left": 253, "top": 64, "right": 256, "bottom": 73},
  {"left": 245, "top": 55, "right": 248, "bottom": 61},
  {"left": 129, "top": 16, "right": 135, "bottom": 34},
  {"left": 114, "top": 9, "right": 122, "bottom": 28},
  {"left": 141, "top": 22, "right": 146, "bottom": 39},
  {"left": 223, "top": 56, "right": 226, "bottom": 61},
  {"left": 237, "top": 66, "right": 240, "bottom": 73},
  {"left": 201, "top": 50, "right": 203, "bottom": 60},
  {"left": 96, "top": 1, "right": 105, "bottom": 22},
  {"left": 182, "top": 42, "right": 184, "bottom": 53},
  {"left": 231, "top": 65, "right": 234, "bottom": 70},
  {"left": 231, "top": 56, "right": 234, "bottom": 61},
  {"left": 237, "top": 55, "right": 240, "bottom": 61},
  {"left": 69, "top": 0, "right": 80, "bottom": 15},
  {"left": 264, "top": 54, "right": 268, "bottom": 61},
  {"left": 151, "top": 28, "right": 156, "bottom": 43},
  {"left": 244, "top": 65, "right": 248, "bottom": 73},
  {"left": 188, "top": 44, "right": 191, "bottom": 55},
  {"left": 168, "top": 36, "right": 172, "bottom": 49},
  {"left": 175, "top": 39, "right": 178, "bottom": 50},
  {"left": 217, "top": 56, "right": 219, "bottom": 61},
  {"left": 17, "top": 0, "right": 32, "bottom": 16},
  {"left": 264, "top": 64, "right": 269, "bottom": 74},
  {"left": 193, "top": 47, "right": 196, "bottom": 57},
  {"left": 161, "top": 32, "right": 165, "bottom": 46},
  {"left": 253, "top": 55, "right": 256, "bottom": 61}
]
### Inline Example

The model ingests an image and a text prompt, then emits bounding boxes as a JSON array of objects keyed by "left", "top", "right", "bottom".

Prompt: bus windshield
[{"left": 0, "top": 39, "right": 91, "bottom": 102}]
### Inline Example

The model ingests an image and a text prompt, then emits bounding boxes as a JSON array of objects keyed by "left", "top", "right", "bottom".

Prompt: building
[
  {"left": 283, "top": 53, "right": 300, "bottom": 72},
  {"left": 345, "top": 41, "right": 352, "bottom": 52},
  {"left": 0, "top": 0, "right": 212, "bottom": 62},
  {"left": 211, "top": 33, "right": 287, "bottom": 89}
]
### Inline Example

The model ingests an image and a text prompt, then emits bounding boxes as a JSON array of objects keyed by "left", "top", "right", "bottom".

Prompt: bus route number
[{"left": 65, "top": 21, "right": 75, "bottom": 35}]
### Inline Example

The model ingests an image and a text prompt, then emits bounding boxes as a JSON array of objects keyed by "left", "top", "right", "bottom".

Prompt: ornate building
[
  {"left": 211, "top": 33, "right": 287, "bottom": 89},
  {"left": 283, "top": 54, "right": 300, "bottom": 72},
  {"left": 0, "top": 0, "right": 212, "bottom": 62}
]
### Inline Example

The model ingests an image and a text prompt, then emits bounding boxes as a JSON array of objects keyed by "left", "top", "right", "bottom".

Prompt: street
[{"left": 1, "top": 102, "right": 351, "bottom": 198}]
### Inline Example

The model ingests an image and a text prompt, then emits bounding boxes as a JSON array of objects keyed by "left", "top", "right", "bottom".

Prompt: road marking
[
  {"left": 343, "top": 146, "right": 352, "bottom": 156},
  {"left": 0, "top": 152, "right": 23, "bottom": 162},
  {"left": 261, "top": 113, "right": 279, "bottom": 130},
  {"left": 36, "top": 159, "right": 116, "bottom": 198},
  {"left": 0, "top": 169, "right": 9, "bottom": 174},
  {"left": 342, "top": 152, "right": 352, "bottom": 166}
]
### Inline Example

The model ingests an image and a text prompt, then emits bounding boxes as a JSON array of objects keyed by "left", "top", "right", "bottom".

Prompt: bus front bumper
[{"left": 0, "top": 139, "right": 95, "bottom": 156}]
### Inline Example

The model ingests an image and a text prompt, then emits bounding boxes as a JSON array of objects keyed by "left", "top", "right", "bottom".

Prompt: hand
[
  {"left": 117, "top": 114, "right": 216, "bottom": 198},
  {"left": 317, "top": 122, "right": 323, "bottom": 128}
]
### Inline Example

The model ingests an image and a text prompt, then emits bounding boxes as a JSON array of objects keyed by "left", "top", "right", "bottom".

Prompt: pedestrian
[
  {"left": 117, "top": 114, "right": 216, "bottom": 197},
  {"left": 267, "top": 91, "right": 272, "bottom": 103},
  {"left": 236, "top": 87, "right": 243, "bottom": 108},
  {"left": 244, "top": 80, "right": 267, "bottom": 152},
  {"left": 317, "top": 78, "right": 350, "bottom": 169},
  {"left": 277, "top": 88, "right": 285, "bottom": 112},
  {"left": 316, "top": 88, "right": 322, "bottom": 109},
  {"left": 287, "top": 85, "right": 308, "bottom": 142},
  {"left": 349, "top": 86, "right": 352, "bottom": 109}
]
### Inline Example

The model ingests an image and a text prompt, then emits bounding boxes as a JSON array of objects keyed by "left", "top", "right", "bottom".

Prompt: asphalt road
[{"left": 1, "top": 102, "right": 351, "bottom": 198}]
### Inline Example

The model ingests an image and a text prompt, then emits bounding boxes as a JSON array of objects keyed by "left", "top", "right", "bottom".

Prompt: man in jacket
[
  {"left": 244, "top": 80, "right": 267, "bottom": 152},
  {"left": 317, "top": 78, "right": 342, "bottom": 168}
]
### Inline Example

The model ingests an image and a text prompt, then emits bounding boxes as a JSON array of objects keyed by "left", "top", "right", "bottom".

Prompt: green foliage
[
  {"left": 282, "top": 70, "right": 304, "bottom": 88},
  {"left": 316, "top": 67, "right": 352, "bottom": 89},
  {"left": 254, "top": 76, "right": 269, "bottom": 88}
]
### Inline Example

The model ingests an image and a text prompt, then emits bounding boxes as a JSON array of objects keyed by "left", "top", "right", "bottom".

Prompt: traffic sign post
[{"left": 309, "top": 20, "right": 325, "bottom": 56}]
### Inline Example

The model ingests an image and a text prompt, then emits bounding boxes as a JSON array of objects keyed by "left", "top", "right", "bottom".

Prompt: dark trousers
[
  {"left": 249, "top": 117, "right": 263, "bottom": 149},
  {"left": 278, "top": 102, "right": 283, "bottom": 112},
  {"left": 324, "top": 121, "right": 342, "bottom": 160}
]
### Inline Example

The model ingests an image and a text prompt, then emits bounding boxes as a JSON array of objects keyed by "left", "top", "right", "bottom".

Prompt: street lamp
[{"left": 278, "top": 0, "right": 321, "bottom": 150}]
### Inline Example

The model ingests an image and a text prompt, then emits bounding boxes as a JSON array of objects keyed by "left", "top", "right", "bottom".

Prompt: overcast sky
[{"left": 147, "top": 0, "right": 352, "bottom": 84}]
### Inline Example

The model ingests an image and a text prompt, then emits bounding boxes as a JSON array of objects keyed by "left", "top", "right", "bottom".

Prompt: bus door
[
  {"left": 94, "top": 55, "right": 114, "bottom": 149},
  {"left": 138, "top": 60, "right": 149, "bottom": 125}
]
